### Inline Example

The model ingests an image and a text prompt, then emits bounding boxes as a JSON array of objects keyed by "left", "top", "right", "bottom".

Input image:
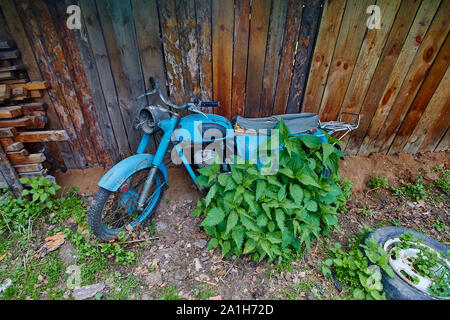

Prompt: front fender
[{"left": 98, "top": 154, "right": 168, "bottom": 191}]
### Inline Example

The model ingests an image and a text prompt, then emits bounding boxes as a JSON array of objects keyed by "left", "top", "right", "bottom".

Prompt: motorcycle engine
[{"left": 193, "top": 148, "right": 216, "bottom": 168}]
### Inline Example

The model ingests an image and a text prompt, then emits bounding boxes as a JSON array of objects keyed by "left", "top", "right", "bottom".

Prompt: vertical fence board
[
  {"left": 272, "top": 0, "right": 303, "bottom": 115},
  {"left": 318, "top": 0, "right": 375, "bottom": 122},
  {"left": 96, "top": 0, "right": 145, "bottom": 153},
  {"left": 244, "top": 0, "right": 271, "bottom": 117},
  {"left": 368, "top": 0, "right": 449, "bottom": 154},
  {"left": 195, "top": 0, "right": 213, "bottom": 104},
  {"left": 345, "top": 0, "right": 422, "bottom": 154},
  {"left": 303, "top": 0, "right": 346, "bottom": 114},
  {"left": 231, "top": 0, "right": 251, "bottom": 117},
  {"left": 176, "top": 0, "right": 200, "bottom": 99},
  {"left": 338, "top": 0, "right": 401, "bottom": 148},
  {"left": 260, "top": 0, "right": 288, "bottom": 117},
  {"left": 435, "top": 129, "right": 449, "bottom": 152},
  {"left": 80, "top": 0, "right": 131, "bottom": 159},
  {"left": 158, "top": 0, "right": 185, "bottom": 105},
  {"left": 358, "top": 0, "right": 441, "bottom": 155},
  {"left": 402, "top": 68, "right": 449, "bottom": 153},
  {"left": 51, "top": 0, "right": 113, "bottom": 167},
  {"left": 389, "top": 36, "right": 450, "bottom": 154},
  {"left": 212, "top": 0, "right": 233, "bottom": 119},
  {"left": 286, "top": 0, "right": 324, "bottom": 114}
]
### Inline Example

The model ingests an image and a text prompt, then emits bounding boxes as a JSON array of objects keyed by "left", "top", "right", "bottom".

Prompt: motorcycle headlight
[{"left": 137, "top": 105, "right": 170, "bottom": 134}]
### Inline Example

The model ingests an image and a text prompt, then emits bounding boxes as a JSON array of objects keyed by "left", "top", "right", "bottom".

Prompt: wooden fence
[{"left": 0, "top": 0, "right": 448, "bottom": 170}]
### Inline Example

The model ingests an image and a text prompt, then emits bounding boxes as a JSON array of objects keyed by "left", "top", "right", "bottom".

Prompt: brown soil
[{"left": 339, "top": 151, "right": 449, "bottom": 195}]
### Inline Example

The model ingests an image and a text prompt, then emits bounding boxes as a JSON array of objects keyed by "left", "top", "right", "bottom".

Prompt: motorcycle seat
[{"left": 231, "top": 113, "right": 319, "bottom": 134}]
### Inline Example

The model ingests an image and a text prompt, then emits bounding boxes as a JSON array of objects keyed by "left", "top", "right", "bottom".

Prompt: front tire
[{"left": 88, "top": 169, "right": 165, "bottom": 241}]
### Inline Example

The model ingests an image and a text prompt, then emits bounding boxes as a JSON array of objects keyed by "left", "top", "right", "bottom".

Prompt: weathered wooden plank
[
  {"left": 389, "top": 36, "right": 450, "bottom": 154},
  {"left": 0, "top": 116, "right": 32, "bottom": 128},
  {"left": 132, "top": 0, "right": 168, "bottom": 102},
  {"left": 231, "top": 0, "right": 251, "bottom": 117},
  {"left": 0, "top": 106, "right": 22, "bottom": 119},
  {"left": 260, "top": 0, "right": 288, "bottom": 117},
  {"left": 212, "top": 0, "right": 234, "bottom": 119},
  {"left": 272, "top": 0, "right": 303, "bottom": 115},
  {"left": 96, "top": 0, "right": 146, "bottom": 153},
  {"left": 401, "top": 68, "right": 449, "bottom": 154},
  {"left": 4, "top": 142, "right": 23, "bottom": 152},
  {"left": 244, "top": 0, "right": 271, "bottom": 117},
  {"left": 367, "top": 0, "right": 449, "bottom": 154},
  {"left": 0, "top": 49, "right": 19, "bottom": 60},
  {"left": 195, "top": 0, "right": 213, "bottom": 109},
  {"left": 18, "top": 170, "right": 46, "bottom": 178},
  {"left": 79, "top": 0, "right": 131, "bottom": 159},
  {"left": 318, "top": 0, "right": 375, "bottom": 122},
  {"left": 0, "top": 143, "right": 22, "bottom": 196},
  {"left": 435, "top": 129, "right": 449, "bottom": 152},
  {"left": 158, "top": 0, "right": 186, "bottom": 105},
  {"left": 13, "top": 163, "right": 43, "bottom": 173},
  {"left": 176, "top": 0, "right": 200, "bottom": 99},
  {"left": 287, "top": 0, "right": 324, "bottom": 114},
  {"left": 9, "top": 152, "right": 46, "bottom": 165},
  {"left": 345, "top": 0, "right": 422, "bottom": 154},
  {"left": 0, "top": 39, "right": 15, "bottom": 49},
  {"left": 358, "top": 0, "right": 441, "bottom": 155},
  {"left": 16, "top": 0, "right": 91, "bottom": 167},
  {"left": 337, "top": 0, "right": 401, "bottom": 148},
  {"left": 14, "top": 130, "right": 69, "bottom": 143},
  {"left": 8, "top": 81, "right": 49, "bottom": 90},
  {"left": 0, "top": 84, "right": 11, "bottom": 100},
  {"left": 0, "top": 138, "right": 14, "bottom": 147},
  {"left": 50, "top": 0, "right": 113, "bottom": 167},
  {"left": 6, "top": 148, "right": 29, "bottom": 160},
  {"left": 131, "top": 0, "right": 166, "bottom": 153},
  {"left": 0, "top": 64, "right": 25, "bottom": 72},
  {"left": 0, "top": 127, "right": 17, "bottom": 138}
]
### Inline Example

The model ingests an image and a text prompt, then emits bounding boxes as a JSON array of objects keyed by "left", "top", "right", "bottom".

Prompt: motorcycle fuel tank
[{"left": 173, "top": 114, "right": 234, "bottom": 145}]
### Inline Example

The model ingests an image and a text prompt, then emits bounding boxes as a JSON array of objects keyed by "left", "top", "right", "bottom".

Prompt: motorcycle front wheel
[{"left": 88, "top": 168, "right": 165, "bottom": 241}]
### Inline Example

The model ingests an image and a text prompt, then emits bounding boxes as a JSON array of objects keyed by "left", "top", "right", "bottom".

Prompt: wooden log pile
[{"left": 0, "top": 38, "right": 68, "bottom": 183}]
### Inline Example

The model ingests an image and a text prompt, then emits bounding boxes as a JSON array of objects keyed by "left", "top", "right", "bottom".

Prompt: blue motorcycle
[{"left": 88, "top": 77, "right": 359, "bottom": 241}]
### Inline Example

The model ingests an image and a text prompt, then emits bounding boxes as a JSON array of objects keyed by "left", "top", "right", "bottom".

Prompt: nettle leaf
[
  {"left": 243, "top": 239, "right": 257, "bottom": 254},
  {"left": 204, "top": 184, "right": 217, "bottom": 207},
  {"left": 266, "top": 232, "right": 282, "bottom": 244},
  {"left": 240, "top": 215, "right": 260, "bottom": 232},
  {"left": 218, "top": 173, "right": 228, "bottom": 186},
  {"left": 232, "top": 227, "right": 245, "bottom": 250},
  {"left": 322, "top": 142, "right": 335, "bottom": 163},
  {"left": 256, "top": 213, "right": 268, "bottom": 228},
  {"left": 225, "top": 211, "right": 239, "bottom": 234},
  {"left": 231, "top": 166, "right": 243, "bottom": 184},
  {"left": 278, "top": 167, "right": 294, "bottom": 179},
  {"left": 221, "top": 241, "right": 231, "bottom": 256},
  {"left": 305, "top": 200, "right": 318, "bottom": 212},
  {"left": 208, "top": 238, "right": 219, "bottom": 249},
  {"left": 201, "top": 207, "right": 225, "bottom": 227},
  {"left": 289, "top": 183, "right": 304, "bottom": 205},
  {"left": 297, "top": 173, "right": 321, "bottom": 188},
  {"left": 255, "top": 179, "right": 267, "bottom": 201},
  {"left": 299, "top": 135, "right": 322, "bottom": 149},
  {"left": 277, "top": 185, "right": 286, "bottom": 202},
  {"left": 243, "top": 191, "right": 257, "bottom": 213},
  {"left": 275, "top": 209, "right": 285, "bottom": 232}
]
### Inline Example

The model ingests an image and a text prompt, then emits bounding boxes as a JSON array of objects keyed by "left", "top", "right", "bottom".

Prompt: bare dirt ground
[{"left": 51, "top": 151, "right": 449, "bottom": 300}]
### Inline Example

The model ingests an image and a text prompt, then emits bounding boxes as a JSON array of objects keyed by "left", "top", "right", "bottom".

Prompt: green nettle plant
[
  {"left": 191, "top": 120, "right": 348, "bottom": 263},
  {"left": 323, "top": 236, "right": 395, "bottom": 300},
  {"left": 20, "top": 176, "right": 61, "bottom": 208}
]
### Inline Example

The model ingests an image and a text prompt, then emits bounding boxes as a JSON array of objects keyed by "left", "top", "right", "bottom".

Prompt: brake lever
[
  {"left": 189, "top": 106, "right": 208, "bottom": 119},
  {"left": 137, "top": 89, "right": 158, "bottom": 99}
]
